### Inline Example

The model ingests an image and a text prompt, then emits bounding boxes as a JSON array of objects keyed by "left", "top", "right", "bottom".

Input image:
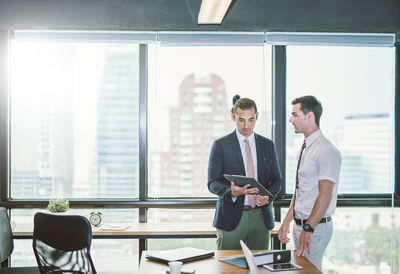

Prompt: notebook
[
  {"left": 145, "top": 247, "right": 214, "bottom": 264},
  {"left": 98, "top": 223, "right": 130, "bottom": 231}
]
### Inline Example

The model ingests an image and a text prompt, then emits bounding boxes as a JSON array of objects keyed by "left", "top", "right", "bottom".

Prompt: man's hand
[
  {"left": 295, "top": 230, "right": 312, "bottom": 257},
  {"left": 278, "top": 220, "right": 291, "bottom": 244},
  {"left": 231, "top": 182, "right": 259, "bottom": 197},
  {"left": 255, "top": 195, "right": 269, "bottom": 206}
]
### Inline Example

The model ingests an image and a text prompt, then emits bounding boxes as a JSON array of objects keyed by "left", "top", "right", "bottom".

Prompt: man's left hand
[
  {"left": 295, "top": 231, "right": 312, "bottom": 257},
  {"left": 255, "top": 195, "right": 269, "bottom": 207}
]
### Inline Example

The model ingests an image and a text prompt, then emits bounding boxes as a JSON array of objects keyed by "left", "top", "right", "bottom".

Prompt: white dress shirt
[{"left": 294, "top": 129, "right": 342, "bottom": 219}]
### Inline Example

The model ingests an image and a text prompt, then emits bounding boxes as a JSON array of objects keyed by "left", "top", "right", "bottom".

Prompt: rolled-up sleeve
[{"left": 317, "top": 147, "right": 342, "bottom": 184}]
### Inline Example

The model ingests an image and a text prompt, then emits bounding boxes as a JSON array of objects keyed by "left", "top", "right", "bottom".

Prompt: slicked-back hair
[
  {"left": 232, "top": 97, "right": 258, "bottom": 115},
  {"left": 291, "top": 95, "right": 323, "bottom": 127}
]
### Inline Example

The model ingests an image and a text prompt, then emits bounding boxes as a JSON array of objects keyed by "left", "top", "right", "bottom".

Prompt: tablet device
[
  {"left": 223, "top": 174, "right": 274, "bottom": 198},
  {"left": 263, "top": 263, "right": 302, "bottom": 271}
]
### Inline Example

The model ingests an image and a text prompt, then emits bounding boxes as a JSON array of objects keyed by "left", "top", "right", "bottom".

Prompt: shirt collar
[
  {"left": 305, "top": 129, "right": 322, "bottom": 147},
  {"left": 235, "top": 129, "right": 255, "bottom": 145}
]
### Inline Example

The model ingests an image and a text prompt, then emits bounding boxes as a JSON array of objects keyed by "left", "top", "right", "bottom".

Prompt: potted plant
[{"left": 47, "top": 198, "right": 70, "bottom": 213}]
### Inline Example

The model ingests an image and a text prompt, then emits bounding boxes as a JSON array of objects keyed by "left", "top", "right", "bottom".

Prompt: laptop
[
  {"left": 145, "top": 247, "right": 214, "bottom": 264},
  {"left": 240, "top": 240, "right": 260, "bottom": 274},
  {"left": 240, "top": 241, "right": 302, "bottom": 272}
]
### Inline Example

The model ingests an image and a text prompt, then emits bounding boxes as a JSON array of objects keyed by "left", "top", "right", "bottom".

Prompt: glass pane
[
  {"left": 12, "top": 240, "right": 37, "bottom": 267},
  {"left": 10, "top": 40, "right": 140, "bottom": 198},
  {"left": 91, "top": 239, "right": 139, "bottom": 272},
  {"left": 12, "top": 239, "right": 140, "bottom": 272},
  {"left": 147, "top": 208, "right": 214, "bottom": 223},
  {"left": 148, "top": 208, "right": 217, "bottom": 252},
  {"left": 148, "top": 45, "right": 272, "bottom": 197},
  {"left": 285, "top": 46, "right": 395, "bottom": 194},
  {"left": 11, "top": 208, "right": 139, "bottom": 271}
]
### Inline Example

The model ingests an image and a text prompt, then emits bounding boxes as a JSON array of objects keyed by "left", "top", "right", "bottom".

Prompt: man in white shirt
[{"left": 278, "top": 95, "right": 341, "bottom": 270}]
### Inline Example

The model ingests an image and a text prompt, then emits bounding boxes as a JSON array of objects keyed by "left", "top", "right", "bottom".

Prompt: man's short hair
[
  {"left": 291, "top": 95, "right": 323, "bottom": 127},
  {"left": 231, "top": 95, "right": 258, "bottom": 114}
]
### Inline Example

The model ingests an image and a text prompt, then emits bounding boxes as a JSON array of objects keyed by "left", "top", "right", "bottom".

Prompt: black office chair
[
  {"left": 0, "top": 207, "right": 39, "bottom": 273},
  {"left": 32, "top": 212, "right": 97, "bottom": 274}
]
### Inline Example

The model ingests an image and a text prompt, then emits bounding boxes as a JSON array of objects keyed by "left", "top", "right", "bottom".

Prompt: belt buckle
[{"left": 297, "top": 218, "right": 307, "bottom": 225}]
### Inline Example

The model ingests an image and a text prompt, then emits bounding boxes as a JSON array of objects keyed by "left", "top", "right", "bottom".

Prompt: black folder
[
  {"left": 223, "top": 174, "right": 274, "bottom": 198},
  {"left": 145, "top": 247, "right": 215, "bottom": 264}
]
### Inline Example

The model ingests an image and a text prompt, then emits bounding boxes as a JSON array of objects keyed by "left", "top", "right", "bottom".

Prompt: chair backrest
[
  {"left": 0, "top": 207, "right": 14, "bottom": 264},
  {"left": 33, "top": 212, "right": 97, "bottom": 274}
]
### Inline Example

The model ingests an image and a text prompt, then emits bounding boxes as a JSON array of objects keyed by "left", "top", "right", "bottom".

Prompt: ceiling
[{"left": 0, "top": 0, "right": 399, "bottom": 35}]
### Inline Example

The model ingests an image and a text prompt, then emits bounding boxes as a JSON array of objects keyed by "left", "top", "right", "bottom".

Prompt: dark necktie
[
  {"left": 296, "top": 140, "right": 307, "bottom": 189},
  {"left": 293, "top": 140, "right": 306, "bottom": 218},
  {"left": 244, "top": 138, "right": 257, "bottom": 208}
]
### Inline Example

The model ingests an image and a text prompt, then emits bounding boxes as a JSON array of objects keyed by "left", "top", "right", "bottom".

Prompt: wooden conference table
[
  {"left": 13, "top": 222, "right": 281, "bottom": 238},
  {"left": 139, "top": 250, "right": 322, "bottom": 274}
]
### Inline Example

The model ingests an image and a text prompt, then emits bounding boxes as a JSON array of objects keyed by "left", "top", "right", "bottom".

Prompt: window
[
  {"left": 2, "top": 30, "right": 398, "bottom": 273},
  {"left": 148, "top": 208, "right": 214, "bottom": 223},
  {"left": 148, "top": 43, "right": 272, "bottom": 197},
  {"left": 285, "top": 46, "right": 395, "bottom": 194},
  {"left": 10, "top": 39, "right": 140, "bottom": 198}
]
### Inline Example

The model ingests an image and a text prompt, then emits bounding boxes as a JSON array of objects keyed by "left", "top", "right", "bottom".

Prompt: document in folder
[
  {"left": 145, "top": 247, "right": 214, "bottom": 264},
  {"left": 223, "top": 174, "right": 274, "bottom": 198}
]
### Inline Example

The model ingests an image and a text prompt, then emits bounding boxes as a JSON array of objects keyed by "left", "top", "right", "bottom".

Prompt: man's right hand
[
  {"left": 231, "top": 182, "right": 259, "bottom": 197},
  {"left": 278, "top": 220, "right": 291, "bottom": 244}
]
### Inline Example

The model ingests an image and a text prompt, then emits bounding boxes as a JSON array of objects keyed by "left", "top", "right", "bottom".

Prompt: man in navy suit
[{"left": 208, "top": 95, "right": 282, "bottom": 250}]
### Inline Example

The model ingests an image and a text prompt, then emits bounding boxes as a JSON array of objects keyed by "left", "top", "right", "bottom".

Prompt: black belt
[
  {"left": 243, "top": 206, "right": 261, "bottom": 211},
  {"left": 294, "top": 216, "right": 332, "bottom": 225}
]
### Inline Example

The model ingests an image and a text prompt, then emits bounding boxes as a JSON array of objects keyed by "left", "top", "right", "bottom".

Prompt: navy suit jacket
[{"left": 207, "top": 131, "right": 282, "bottom": 231}]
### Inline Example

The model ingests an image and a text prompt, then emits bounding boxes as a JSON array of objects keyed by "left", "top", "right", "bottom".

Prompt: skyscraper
[
  {"left": 160, "top": 73, "right": 232, "bottom": 199},
  {"left": 96, "top": 45, "right": 140, "bottom": 198},
  {"left": 340, "top": 113, "right": 392, "bottom": 193}
]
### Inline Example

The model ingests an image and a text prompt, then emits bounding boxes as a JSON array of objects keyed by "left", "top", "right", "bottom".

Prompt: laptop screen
[{"left": 240, "top": 240, "right": 260, "bottom": 274}]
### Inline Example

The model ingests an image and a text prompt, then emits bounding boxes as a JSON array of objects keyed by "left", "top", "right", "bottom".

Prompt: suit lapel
[{"left": 229, "top": 131, "right": 246, "bottom": 175}]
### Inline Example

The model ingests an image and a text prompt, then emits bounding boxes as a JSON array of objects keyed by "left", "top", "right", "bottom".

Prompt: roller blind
[
  {"left": 158, "top": 31, "right": 265, "bottom": 46},
  {"left": 13, "top": 30, "right": 158, "bottom": 44},
  {"left": 265, "top": 32, "right": 395, "bottom": 47}
]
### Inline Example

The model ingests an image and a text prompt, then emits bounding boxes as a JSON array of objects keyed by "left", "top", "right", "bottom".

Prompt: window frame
[{"left": 0, "top": 30, "right": 398, "bottom": 218}]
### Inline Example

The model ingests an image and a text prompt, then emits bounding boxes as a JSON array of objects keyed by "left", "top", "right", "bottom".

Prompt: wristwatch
[{"left": 302, "top": 223, "right": 314, "bottom": 233}]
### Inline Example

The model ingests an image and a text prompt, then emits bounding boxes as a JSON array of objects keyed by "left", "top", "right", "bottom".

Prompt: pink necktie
[{"left": 244, "top": 138, "right": 257, "bottom": 208}]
